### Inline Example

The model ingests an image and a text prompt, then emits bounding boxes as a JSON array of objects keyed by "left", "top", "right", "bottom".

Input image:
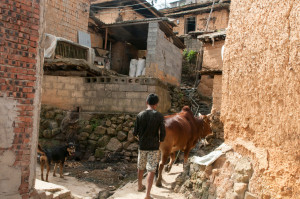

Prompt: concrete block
[
  {"left": 119, "top": 84, "right": 147, "bottom": 92},
  {"left": 57, "top": 90, "right": 70, "bottom": 97},
  {"left": 70, "top": 77, "right": 84, "bottom": 84},
  {"left": 105, "top": 84, "right": 120, "bottom": 91},
  {"left": 84, "top": 91, "right": 97, "bottom": 98},
  {"left": 118, "top": 99, "right": 132, "bottom": 107},
  {"left": 112, "top": 91, "right": 126, "bottom": 98},
  {"left": 126, "top": 92, "right": 148, "bottom": 99},
  {"left": 93, "top": 84, "right": 105, "bottom": 90},
  {"left": 64, "top": 84, "right": 76, "bottom": 90},
  {"left": 52, "top": 83, "right": 64, "bottom": 89},
  {"left": 71, "top": 91, "right": 84, "bottom": 98}
]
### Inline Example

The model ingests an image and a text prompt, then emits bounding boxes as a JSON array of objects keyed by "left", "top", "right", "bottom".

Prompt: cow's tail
[{"left": 155, "top": 150, "right": 161, "bottom": 179}]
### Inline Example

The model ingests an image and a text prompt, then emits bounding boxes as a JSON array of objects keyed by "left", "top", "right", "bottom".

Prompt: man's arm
[
  {"left": 159, "top": 115, "right": 166, "bottom": 142},
  {"left": 133, "top": 116, "right": 139, "bottom": 137}
]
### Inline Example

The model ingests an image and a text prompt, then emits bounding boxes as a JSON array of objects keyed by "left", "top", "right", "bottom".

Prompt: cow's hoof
[
  {"left": 164, "top": 166, "right": 169, "bottom": 172},
  {"left": 156, "top": 181, "right": 162, "bottom": 187}
]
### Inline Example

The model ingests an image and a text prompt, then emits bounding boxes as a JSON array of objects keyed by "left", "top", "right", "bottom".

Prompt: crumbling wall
[
  {"left": 42, "top": 76, "right": 171, "bottom": 114},
  {"left": 45, "top": 0, "right": 90, "bottom": 42},
  {"left": 222, "top": 0, "right": 300, "bottom": 198},
  {"left": 0, "top": 0, "right": 44, "bottom": 198},
  {"left": 173, "top": 9, "right": 229, "bottom": 36},
  {"left": 94, "top": 7, "right": 145, "bottom": 24},
  {"left": 146, "top": 22, "right": 183, "bottom": 86}
]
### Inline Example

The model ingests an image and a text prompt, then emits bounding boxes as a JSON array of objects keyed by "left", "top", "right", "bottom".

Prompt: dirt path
[
  {"left": 109, "top": 164, "right": 185, "bottom": 199},
  {"left": 36, "top": 165, "right": 102, "bottom": 198}
]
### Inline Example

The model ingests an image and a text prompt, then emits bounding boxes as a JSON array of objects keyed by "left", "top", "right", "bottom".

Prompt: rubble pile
[{"left": 174, "top": 151, "right": 255, "bottom": 199}]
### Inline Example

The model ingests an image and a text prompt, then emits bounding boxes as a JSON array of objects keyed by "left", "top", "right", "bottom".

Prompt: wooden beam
[
  {"left": 136, "top": 0, "right": 160, "bottom": 18},
  {"left": 105, "top": 27, "right": 108, "bottom": 50},
  {"left": 44, "top": 70, "right": 88, "bottom": 77}
]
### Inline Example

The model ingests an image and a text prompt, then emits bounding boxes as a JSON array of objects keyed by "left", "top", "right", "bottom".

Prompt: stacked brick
[
  {"left": 45, "top": 0, "right": 90, "bottom": 42},
  {"left": 0, "top": 0, "right": 42, "bottom": 198}
]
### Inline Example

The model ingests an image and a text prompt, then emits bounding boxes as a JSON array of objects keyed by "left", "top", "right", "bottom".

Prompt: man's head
[{"left": 146, "top": 93, "right": 159, "bottom": 109}]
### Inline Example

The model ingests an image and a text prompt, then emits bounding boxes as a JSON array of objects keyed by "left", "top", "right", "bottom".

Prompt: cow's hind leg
[
  {"left": 156, "top": 152, "right": 169, "bottom": 187},
  {"left": 165, "top": 152, "right": 176, "bottom": 173}
]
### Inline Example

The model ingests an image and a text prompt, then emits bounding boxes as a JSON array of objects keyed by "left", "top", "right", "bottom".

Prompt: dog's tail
[{"left": 37, "top": 144, "right": 46, "bottom": 156}]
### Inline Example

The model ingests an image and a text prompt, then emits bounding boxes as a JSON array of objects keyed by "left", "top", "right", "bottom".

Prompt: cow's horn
[{"left": 198, "top": 113, "right": 202, "bottom": 117}]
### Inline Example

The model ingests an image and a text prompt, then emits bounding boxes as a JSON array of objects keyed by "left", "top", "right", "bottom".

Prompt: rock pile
[{"left": 168, "top": 85, "right": 191, "bottom": 113}]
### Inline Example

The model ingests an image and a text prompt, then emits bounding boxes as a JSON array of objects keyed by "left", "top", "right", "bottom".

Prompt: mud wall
[
  {"left": 173, "top": 9, "right": 229, "bottom": 36},
  {"left": 197, "top": 75, "right": 213, "bottom": 97},
  {"left": 222, "top": 0, "right": 300, "bottom": 198},
  {"left": 45, "top": 0, "right": 90, "bottom": 42},
  {"left": 202, "top": 40, "right": 224, "bottom": 70},
  {"left": 94, "top": 7, "right": 145, "bottom": 24},
  {"left": 146, "top": 22, "right": 183, "bottom": 86},
  {"left": 42, "top": 76, "right": 171, "bottom": 114},
  {"left": 0, "top": 0, "right": 44, "bottom": 198}
]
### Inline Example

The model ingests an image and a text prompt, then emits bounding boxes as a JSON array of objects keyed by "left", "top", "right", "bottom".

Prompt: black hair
[{"left": 146, "top": 93, "right": 159, "bottom": 105}]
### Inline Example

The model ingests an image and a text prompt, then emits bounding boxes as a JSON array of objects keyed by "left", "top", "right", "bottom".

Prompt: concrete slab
[{"left": 109, "top": 164, "right": 185, "bottom": 199}]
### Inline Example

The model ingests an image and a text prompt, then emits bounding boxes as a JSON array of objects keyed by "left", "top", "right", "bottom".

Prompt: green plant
[
  {"left": 183, "top": 49, "right": 197, "bottom": 64},
  {"left": 183, "top": 49, "right": 188, "bottom": 57},
  {"left": 186, "top": 50, "right": 197, "bottom": 63},
  {"left": 90, "top": 118, "right": 100, "bottom": 131}
]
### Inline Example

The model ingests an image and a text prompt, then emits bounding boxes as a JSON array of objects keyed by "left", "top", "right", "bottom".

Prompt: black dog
[{"left": 38, "top": 143, "right": 75, "bottom": 182}]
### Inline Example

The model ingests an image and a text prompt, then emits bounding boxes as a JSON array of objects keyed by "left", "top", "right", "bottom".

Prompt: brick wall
[
  {"left": 145, "top": 22, "right": 183, "bottom": 86},
  {"left": 45, "top": 0, "right": 90, "bottom": 43},
  {"left": 42, "top": 76, "right": 171, "bottom": 113},
  {"left": 0, "top": 0, "right": 44, "bottom": 198}
]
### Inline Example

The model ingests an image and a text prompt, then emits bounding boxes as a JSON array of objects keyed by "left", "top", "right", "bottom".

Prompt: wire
[{"left": 91, "top": 1, "right": 152, "bottom": 9}]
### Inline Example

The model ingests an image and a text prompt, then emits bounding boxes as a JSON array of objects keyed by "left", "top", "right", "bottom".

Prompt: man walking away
[{"left": 133, "top": 93, "right": 166, "bottom": 199}]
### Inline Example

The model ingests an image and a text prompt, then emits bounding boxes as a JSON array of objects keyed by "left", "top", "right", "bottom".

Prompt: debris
[{"left": 190, "top": 143, "right": 232, "bottom": 166}]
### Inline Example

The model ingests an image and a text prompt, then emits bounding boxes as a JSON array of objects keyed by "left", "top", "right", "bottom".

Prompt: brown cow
[{"left": 156, "top": 106, "right": 212, "bottom": 187}]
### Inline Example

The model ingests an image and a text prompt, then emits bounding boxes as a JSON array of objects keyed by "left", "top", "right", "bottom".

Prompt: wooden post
[
  {"left": 105, "top": 27, "right": 108, "bottom": 50},
  {"left": 194, "top": 44, "right": 204, "bottom": 88}
]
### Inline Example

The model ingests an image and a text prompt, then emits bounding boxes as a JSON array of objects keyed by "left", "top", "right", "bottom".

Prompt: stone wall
[
  {"left": 42, "top": 76, "right": 171, "bottom": 114},
  {"left": 222, "top": 0, "right": 300, "bottom": 198},
  {"left": 39, "top": 105, "right": 139, "bottom": 163},
  {"left": 146, "top": 22, "right": 183, "bottom": 86},
  {"left": 0, "top": 0, "right": 44, "bottom": 198},
  {"left": 173, "top": 9, "right": 229, "bottom": 36},
  {"left": 45, "top": 0, "right": 90, "bottom": 43}
]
